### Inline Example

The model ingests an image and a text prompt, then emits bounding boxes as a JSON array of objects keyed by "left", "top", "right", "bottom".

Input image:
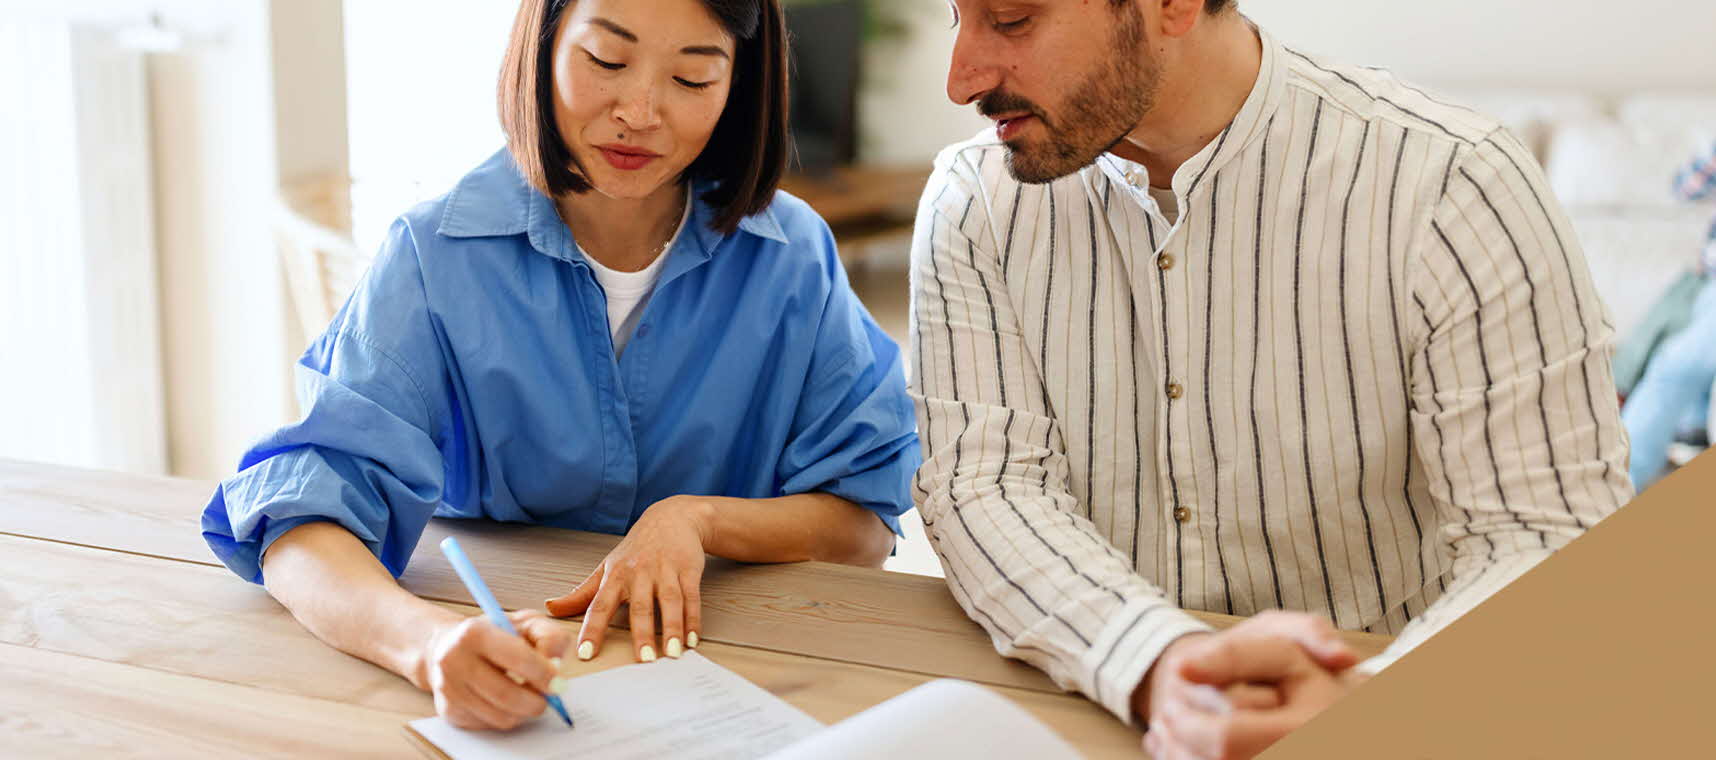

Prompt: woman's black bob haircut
[{"left": 498, "top": 0, "right": 790, "bottom": 235}]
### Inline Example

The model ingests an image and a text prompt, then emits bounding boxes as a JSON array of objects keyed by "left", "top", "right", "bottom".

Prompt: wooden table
[{"left": 0, "top": 459, "right": 1393, "bottom": 758}]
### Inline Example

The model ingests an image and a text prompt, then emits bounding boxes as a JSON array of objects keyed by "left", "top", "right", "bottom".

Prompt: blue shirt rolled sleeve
[
  {"left": 774, "top": 222, "right": 919, "bottom": 535},
  {"left": 201, "top": 222, "right": 454, "bottom": 583}
]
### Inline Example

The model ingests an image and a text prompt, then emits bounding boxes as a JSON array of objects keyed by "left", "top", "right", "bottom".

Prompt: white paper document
[
  {"left": 408, "top": 651, "right": 824, "bottom": 760},
  {"left": 762, "top": 679, "right": 1085, "bottom": 760}
]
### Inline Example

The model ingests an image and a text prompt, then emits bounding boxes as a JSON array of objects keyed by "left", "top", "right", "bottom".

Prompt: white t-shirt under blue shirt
[{"left": 579, "top": 197, "right": 692, "bottom": 356}]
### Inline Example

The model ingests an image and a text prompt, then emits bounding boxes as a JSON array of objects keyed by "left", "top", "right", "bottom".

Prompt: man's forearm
[{"left": 262, "top": 521, "right": 463, "bottom": 689}]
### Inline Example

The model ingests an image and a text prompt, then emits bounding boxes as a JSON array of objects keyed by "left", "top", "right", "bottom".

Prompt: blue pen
[{"left": 439, "top": 536, "right": 575, "bottom": 729}]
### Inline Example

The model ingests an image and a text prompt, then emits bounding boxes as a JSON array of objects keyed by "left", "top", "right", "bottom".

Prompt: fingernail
[
  {"left": 507, "top": 671, "right": 526, "bottom": 686},
  {"left": 1186, "top": 685, "right": 1232, "bottom": 715},
  {"left": 687, "top": 631, "right": 699, "bottom": 649},
  {"left": 639, "top": 645, "right": 657, "bottom": 663},
  {"left": 577, "top": 641, "right": 594, "bottom": 661},
  {"left": 549, "top": 676, "right": 567, "bottom": 694},
  {"left": 543, "top": 598, "right": 556, "bottom": 607},
  {"left": 550, "top": 657, "right": 563, "bottom": 672},
  {"left": 666, "top": 637, "right": 683, "bottom": 658}
]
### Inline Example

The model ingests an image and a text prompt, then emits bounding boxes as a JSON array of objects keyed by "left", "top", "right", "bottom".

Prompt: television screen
[{"left": 784, "top": 0, "right": 862, "bottom": 174}]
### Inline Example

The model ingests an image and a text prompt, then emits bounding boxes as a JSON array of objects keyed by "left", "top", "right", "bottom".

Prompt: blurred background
[{"left": 2, "top": 0, "right": 1712, "bottom": 575}]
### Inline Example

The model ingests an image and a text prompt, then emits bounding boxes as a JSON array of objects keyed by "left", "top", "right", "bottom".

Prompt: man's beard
[{"left": 982, "top": 8, "right": 1159, "bottom": 184}]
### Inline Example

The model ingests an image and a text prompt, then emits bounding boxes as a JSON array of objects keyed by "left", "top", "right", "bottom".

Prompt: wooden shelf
[{"left": 780, "top": 165, "right": 930, "bottom": 259}]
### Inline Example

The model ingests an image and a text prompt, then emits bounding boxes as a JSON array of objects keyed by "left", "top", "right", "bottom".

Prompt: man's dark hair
[
  {"left": 1111, "top": 0, "right": 1236, "bottom": 13},
  {"left": 498, "top": 0, "right": 791, "bottom": 235}
]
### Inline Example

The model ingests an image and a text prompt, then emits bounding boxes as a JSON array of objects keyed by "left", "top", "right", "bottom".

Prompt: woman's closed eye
[
  {"left": 586, "top": 51, "right": 625, "bottom": 71},
  {"left": 585, "top": 50, "right": 714, "bottom": 90}
]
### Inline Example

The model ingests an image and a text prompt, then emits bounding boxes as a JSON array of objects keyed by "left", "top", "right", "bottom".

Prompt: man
[{"left": 910, "top": 1, "right": 1633, "bottom": 757}]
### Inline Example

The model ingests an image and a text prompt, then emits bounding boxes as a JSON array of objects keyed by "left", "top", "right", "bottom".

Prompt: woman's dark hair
[{"left": 498, "top": 0, "right": 790, "bottom": 235}]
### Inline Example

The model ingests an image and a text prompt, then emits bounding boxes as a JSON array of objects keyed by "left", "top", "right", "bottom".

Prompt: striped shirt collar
[{"left": 1096, "top": 23, "right": 1289, "bottom": 203}]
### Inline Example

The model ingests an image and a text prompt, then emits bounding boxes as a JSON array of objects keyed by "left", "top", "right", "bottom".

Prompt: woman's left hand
[{"left": 543, "top": 496, "right": 711, "bottom": 663}]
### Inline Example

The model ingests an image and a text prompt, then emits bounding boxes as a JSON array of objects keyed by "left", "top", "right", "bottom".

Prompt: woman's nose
[{"left": 613, "top": 81, "right": 663, "bottom": 132}]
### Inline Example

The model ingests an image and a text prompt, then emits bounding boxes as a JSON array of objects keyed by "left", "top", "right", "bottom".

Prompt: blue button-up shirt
[{"left": 202, "top": 150, "right": 920, "bottom": 583}]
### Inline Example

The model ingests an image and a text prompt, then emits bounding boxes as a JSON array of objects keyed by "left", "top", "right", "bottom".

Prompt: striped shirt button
[
  {"left": 1173, "top": 506, "right": 1192, "bottom": 523},
  {"left": 1157, "top": 254, "right": 1176, "bottom": 271},
  {"left": 1128, "top": 170, "right": 1147, "bottom": 188},
  {"left": 1166, "top": 382, "right": 1184, "bottom": 400}
]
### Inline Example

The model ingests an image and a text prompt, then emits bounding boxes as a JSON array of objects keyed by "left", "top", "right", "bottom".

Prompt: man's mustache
[{"left": 977, "top": 91, "right": 1047, "bottom": 125}]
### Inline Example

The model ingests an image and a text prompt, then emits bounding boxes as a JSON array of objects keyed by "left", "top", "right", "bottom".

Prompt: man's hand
[{"left": 1139, "top": 611, "right": 1368, "bottom": 759}]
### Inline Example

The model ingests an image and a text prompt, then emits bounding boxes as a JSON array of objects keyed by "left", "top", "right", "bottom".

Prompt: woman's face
[{"left": 551, "top": 0, "right": 737, "bottom": 201}]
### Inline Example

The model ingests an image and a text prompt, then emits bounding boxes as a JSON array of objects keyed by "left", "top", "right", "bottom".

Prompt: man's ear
[{"left": 1156, "top": 0, "right": 1205, "bottom": 39}]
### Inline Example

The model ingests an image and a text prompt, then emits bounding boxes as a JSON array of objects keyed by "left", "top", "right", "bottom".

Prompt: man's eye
[
  {"left": 586, "top": 52, "right": 625, "bottom": 71},
  {"left": 994, "top": 17, "right": 1029, "bottom": 32}
]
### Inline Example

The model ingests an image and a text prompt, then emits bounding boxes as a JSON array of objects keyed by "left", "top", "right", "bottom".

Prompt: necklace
[
  {"left": 654, "top": 187, "right": 689, "bottom": 257},
  {"left": 571, "top": 186, "right": 688, "bottom": 269}
]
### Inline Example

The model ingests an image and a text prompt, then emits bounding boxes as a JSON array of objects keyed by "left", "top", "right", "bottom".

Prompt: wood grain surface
[
  {"left": 0, "top": 643, "right": 416, "bottom": 759},
  {"left": 0, "top": 459, "right": 1398, "bottom": 758},
  {"left": 0, "top": 534, "right": 1145, "bottom": 758},
  {"left": 0, "top": 459, "right": 1395, "bottom": 677}
]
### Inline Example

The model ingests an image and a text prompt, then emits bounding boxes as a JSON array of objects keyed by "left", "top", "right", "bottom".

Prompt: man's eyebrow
[{"left": 588, "top": 17, "right": 730, "bottom": 60}]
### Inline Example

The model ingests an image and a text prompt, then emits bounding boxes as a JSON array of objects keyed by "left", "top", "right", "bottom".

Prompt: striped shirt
[
  {"left": 1671, "top": 140, "right": 1716, "bottom": 274},
  {"left": 907, "top": 26, "right": 1634, "bottom": 724}
]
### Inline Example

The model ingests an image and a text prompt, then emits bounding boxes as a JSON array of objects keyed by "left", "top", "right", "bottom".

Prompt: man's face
[{"left": 946, "top": 1, "right": 1160, "bottom": 184}]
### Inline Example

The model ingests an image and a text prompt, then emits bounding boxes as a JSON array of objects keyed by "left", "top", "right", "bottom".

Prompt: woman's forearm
[
  {"left": 261, "top": 521, "right": 462, "bottom": 689},
  {"left": 679, "top": 493, "right": 896, "bottom": 567}
]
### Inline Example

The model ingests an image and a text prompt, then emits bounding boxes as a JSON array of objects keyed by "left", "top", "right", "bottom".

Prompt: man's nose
[{"left": 946, "top": 27, "right": 1002, "bottom": 107}]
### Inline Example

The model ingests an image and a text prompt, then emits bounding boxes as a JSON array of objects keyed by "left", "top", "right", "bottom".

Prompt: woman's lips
[
  {"left": 996, "top": 114, "right": 1037, "bottom": 141},
  {"left": 599, "top": 147, "right": 658, "bottom": 171}
]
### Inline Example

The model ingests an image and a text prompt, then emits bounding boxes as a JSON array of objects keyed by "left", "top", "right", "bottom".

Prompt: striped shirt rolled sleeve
[{"left": 907, "top": 26, "right": 1634, "bottom": 723}]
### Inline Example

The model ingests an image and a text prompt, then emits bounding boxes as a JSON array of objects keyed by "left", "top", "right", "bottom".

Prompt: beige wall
[
  {"left": 148, "top": 0, "right": 353, "bottom": 480},
  {"left": 149, "top": 0, "right": 292, "bottom": 480},
  {"left": 862, "top": 0, "right": 1716, "bottom": 166},
  {"left": 1244, "top": 0, "right": 1716, "bottom": 94}
]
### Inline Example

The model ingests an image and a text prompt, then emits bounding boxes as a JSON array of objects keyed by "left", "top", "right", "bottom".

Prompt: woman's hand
[
  {"left": 415, "top": 609, "right": 571, "bottom": 731},
  {"left": 543, "top": 496, "right": 711, "bottom": 663}
]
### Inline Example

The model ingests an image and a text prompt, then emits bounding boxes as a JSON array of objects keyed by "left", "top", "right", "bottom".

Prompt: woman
[{"left": 201, "top": 0, "right": 918, "bottom": 731}]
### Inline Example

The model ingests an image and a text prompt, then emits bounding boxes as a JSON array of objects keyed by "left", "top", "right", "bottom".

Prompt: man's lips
[{"left": 995, "top": 114, "right": 1037, "bottom": 141}]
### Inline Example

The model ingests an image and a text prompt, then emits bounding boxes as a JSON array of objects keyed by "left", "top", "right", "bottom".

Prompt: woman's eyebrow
[
  {"left": 588, "top": 16, "right": 731, "bottom": 60},
  {"left": 680, "top": 45, "right": 730, "bottom": 60},
  {"left": 588, "top": 17, "right": 637, "bottom": 42}
]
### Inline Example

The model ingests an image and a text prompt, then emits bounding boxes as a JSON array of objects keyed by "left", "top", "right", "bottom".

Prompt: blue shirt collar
[{"left": 437, "top": 149, "right": 790, "bottom": 266}]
